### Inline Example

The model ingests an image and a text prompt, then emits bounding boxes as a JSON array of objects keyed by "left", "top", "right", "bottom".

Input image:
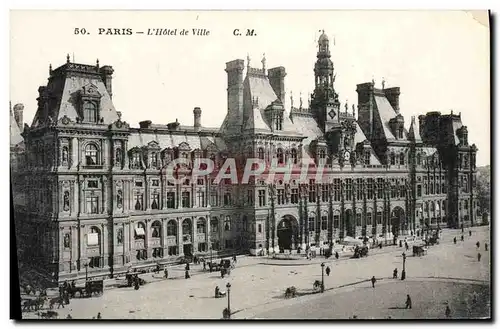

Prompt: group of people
[{"left": 453, "top": 228, "right": 488, "bottom": 262}]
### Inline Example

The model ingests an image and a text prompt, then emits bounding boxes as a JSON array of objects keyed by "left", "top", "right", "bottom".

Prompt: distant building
[{"left": 13, "top": 33, "right": 479, "bottom": 285}]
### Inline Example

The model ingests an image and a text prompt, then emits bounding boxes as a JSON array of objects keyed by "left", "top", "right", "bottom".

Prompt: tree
[{"left": 475, "top": 165, "right": 490, "bottom": 224}]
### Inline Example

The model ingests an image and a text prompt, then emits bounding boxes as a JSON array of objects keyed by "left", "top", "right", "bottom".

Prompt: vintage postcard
[{"left": 10, "top": 10, "right": 491, "bottom": 320}]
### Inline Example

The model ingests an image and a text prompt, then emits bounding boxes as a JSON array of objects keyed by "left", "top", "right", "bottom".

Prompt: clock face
[{"left": 344, "top": 150, "right": 350, "bottom": 161}]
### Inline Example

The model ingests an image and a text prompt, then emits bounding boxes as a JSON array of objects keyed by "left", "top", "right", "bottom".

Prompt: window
[
  {"left": 197, "top": 178, "right": 204, "bottom": 185},
  {"left": 321, "top": 185, "right": 329, "bottom": 202},
  {"left": 356, "top": 179, "right": 363, "bottom": 200},
  {"left": 135, "top": 181, "right": 143, "bottom": 187},
  {"left": 168, "top": 246, "right": 178, "bottom": 256},
  {"left": 321, "top": 216, "right": 328, "bottom": 230},
  {"left": 134, "top": 193, "right": 143, "bottom": 210},
  {"left": 390, "top": 152, "right": 396, "bottom": 165},
  {"left": 398, "top": 128, "right": 404, "bottom": 139},
  {"left": 334, "top": 179, "right": 341, "bottom": 201},
  {"left": 277, "top": 189, "right": 285, "bottom": 205},
  {"left": 356, "top": 213, "right": 362, "bottom": 226},
  {"left": 85, "top": 144, "right": 99, "bottom": 166},
  {"left": 258, "top": 224, "right": 262, "bottom": 233},
  {"left": 151, "top": 193, "right": 159, "bottom": 209},
  {"left": 333, "top": 215, "right": 339, "bottom": 228},
  {"left": 166, "top": 192, "right": 175, "bottom": 209},
  {"left": 210, "top": 190, "right": 218, "bottom": 207},
  {"left": 89, "top": 256, "right": 100, "bottom": 268},
  {"left": 318, "top": 149, "right": 326, "bottom": 163},
  {"left": 182, "top": 191, "right": 190, "bottom": 208},
  {"left": 417, "top": 185, "right": 422, "bottom": 197},
  {"left": 152, "top": 179, "right": 159, "bottom": 187},
  {"left": 152, "top": 247, "right": 163, "bottom": 258},
  {"left": 225, "top": 240, "right": 234, "bottom": 249},
  {"left": 417, "top": 153, "right": 421, "bottom": 165},
  {"left": 247, "top": 190, "right": 254, "bottom": 205},
  {"left": 131, "top": 152, "right": 141, "bottom": 169},
  {"left": 210, "top": 218, "right": 219, "bottom": 233},
  {"left": 258, "top": 190, "right": 266, "bottom": 207},
  {"left": 290, "top": 149, "right": 298, "bottom": 164},
  {"left": 291, "top": 188, "right": 299, "bottom": 204},
  {"left": 345, "top": 179, "right": 352, "bottom": 201},
  {"left": 258, "top": 148, "right": 265, "bottom": 160},
  {"left": 376, "top": 212, "right": 382, "bottom": 225},
  {"left": 366, "top": 213, "right": 372, "bottom": 226},
  {"left": 198, "top": 243, "right": 207, "bottom": 252},
  {"left": 400, "top": 153, "right": 405, "bottom": 165},
  {"left": 308, "top": 216, "right": 315, "bottom": 232},
  {"left": 152, "top": 221, "right": 161, "bottom": 238},
  {"left": 223, "top": 192, "right": 232, "bottom": 206},
  {"left": 277, "top": 148, "right": 284, "bottom": 164},
  {"left": 442, "top": 183, "right": 446, "bottom": 194},
  {"left": 377, "top": 178, "right": 384, "bottom": 199},
  {"left": 135, "top": 222, "right": 146, "bottom": 240},
  {"left": 436, "top": 183, "right": 440, "bottom": 194},
  {"left": 197, "top": 190, "right": 206, "bottom": 207},
  {"left": 367, "top": 179, "right": 374, "bottom": 199},
  {"left": 87, "top": 180, "right": 98, "bottom": 188},
  {"left": 364, "top": 151, "right": 370, "bottom": 165},
  {"left": 197, "top": 218, "right": 206, "bottom": 234},
  {"left": 83, "top": 101, "right": 98, "bottom": 122},
  {"left": 308, "top": 180, "right": 316, "bottom": 202},
  {"left": 182, "top": 219, "right": 192, "bottom": 236},
  {"left": 150, "top": 152, "right": 159, "bottom": 168},
  {"left": 86, "top": 196, "right": 99, "bottom": 214},
  {"left": 391, "top": 181, "right": 397, "bottom": 198},
  {"left": 224, "top": 216, "right": 231, "bottom": 231},
  {"left": 275, "top": 113, "right": 283, "bottom": 130},
  {"left": 430, "top": 183, "right": 434, "bottom": 195},
  {"left": 167, "top": 220, "right": 177, "bottom": 236}
]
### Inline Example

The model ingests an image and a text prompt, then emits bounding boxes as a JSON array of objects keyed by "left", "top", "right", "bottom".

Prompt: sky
[{"left": 10, "top": 10, "right": 490, "bottom": 165}]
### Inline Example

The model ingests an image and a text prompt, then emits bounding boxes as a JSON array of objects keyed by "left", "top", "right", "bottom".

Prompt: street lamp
[
  {"left": 84, "top": 262, "right": 89, "bottom": 282},
  {"left": 401, "top": 252, "right": 406, "bottom": 281},
  {"left": 321, "top": 262, "right": 325, "bottom": 293},
  {"left": 226, "top": 282, "right": 231, "bottom": 319}
]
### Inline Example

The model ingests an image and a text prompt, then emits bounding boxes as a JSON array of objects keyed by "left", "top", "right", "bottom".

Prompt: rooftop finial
[
  {"left": 290, "top": 91, "right": 294, "bottom": 109},
  {"left": 299, "top": 91, "right": 303, "bottom": 109},
  {"left": 261, "top": 53, "right": 266, "bottom": 71},
  {"left": 352, "top": 104, "right": 356, "bottom": 116},
  {"left": 371, "top": 76, "right": 375, "bottom": 85},
  {"left": 66, "top": 54, "right": 70, "bottom": 63},
  {"left": 96, "top": 58, "right": 99, "bottom": 68},
  {"left": 345, "top": 100, "right": 348, "bottom": 113},
  {"left": 49, "top": 64, "right": 52, "bottom": 74},
  {"left": 382, "top": 77, "right": 386, "bottom": 90}
]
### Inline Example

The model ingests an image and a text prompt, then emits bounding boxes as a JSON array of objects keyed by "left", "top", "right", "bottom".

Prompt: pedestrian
[
  {"left": 203, "top": 260, "right": 207, "bottom": 271},
  {"left": 469, "top": 230, "right": 472, "bottom": 237},
  {"left": 445, "top": 305, "right": 451, "bottom": 318},
  {"left": 405, "top": 242, "right": 409, "bottom": 251},
  {"left": 66, "top": 314, "right": 72, "bottom": 319},
  {"left": 485, "top": 243, "right": 488, "bottom": 251},
  {"left": 185, "top": 269, "right": 190, "bottom": 279},
  {"left": 164, "top": 268, "right": 168, "bottom": 279},
  {"left": 393, "top": 268, "right": 398, "bottom": 279},
  {"left": 453, "top": 237, "right": 457, "bottom": 244},
  {"left": 134, "top": 277, "right": 140, "bottom": 290},
  {"left": 326, "top": 266, "right": 331, "bottom": 276},
  {"left": 185, "top": 263, "right": 190, "bottom": 271},
  {"left": 335, "top": 251, "right": 339, "bottom": 260},
  {"left": 476, "top": 241, "right": 480, "bottom": 249},
  {"left": 461, "top": 235, "right": 464, "bottom": 241},
  {"left": 477, "top": 253, "right": 482, "bottom": 262},
  {"left": 97, "top": 312, "right": 102, "bottom": 319},
  {"left": 155, "top": 264, "right": 160, "bottom": 274},
  {"left": 233, "top": 255, "right": 237, "bottom": 263},
  {"left": 405, "top": 294, "right": 412, "bottom": 309},
  {"left": 371, "top": 276, "right": 377, "bottom": 288}
]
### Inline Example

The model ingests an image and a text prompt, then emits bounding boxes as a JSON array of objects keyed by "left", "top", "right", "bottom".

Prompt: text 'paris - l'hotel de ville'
[{"left": 10, "top": 31, "right": 479, "bottom": 284}]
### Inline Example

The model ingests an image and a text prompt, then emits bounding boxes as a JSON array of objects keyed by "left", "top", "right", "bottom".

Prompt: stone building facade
[{"left": 14, "top": 33, "right": 479, "bottom": 284}]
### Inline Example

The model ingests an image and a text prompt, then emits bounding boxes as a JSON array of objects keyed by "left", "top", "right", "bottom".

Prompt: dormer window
[
  {"left": 131, "top": 151, "right": 142, "bottom": 169},
  {"left": 390, "top": 152, "right": 396, "bottom": 165},
  {"left": 399, "top": 152, "right": 405, "bottom": 165},
  {"left": 275, "top": 113, "right": 283, "bottom": 130},
  {"left": 398, "top": 128, "right": 404, "bottom": 139},
  {"left": 85, "top": 144, "right": 99, "bottom": 166},
  {"left": 364, "top": 150, "right": 370, "bottom": 165},
  {"left": 79, "top": 83, "right": 102, "bottom": 123},
  {"left": 150, "top": 152, "right": 158, "bottom": 169},
  {"left": 83, "top": 101, "right": 98, "bottom": 123},
  {"left": 318, "top": 149, "right": 326, "bottom": 164}
]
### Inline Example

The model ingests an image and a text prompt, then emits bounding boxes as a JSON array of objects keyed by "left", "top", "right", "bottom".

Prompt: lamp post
[
  {"left": 84, "top": 262, "right": 89, "bottom": 282},
  {"left": 226, "top": 282, "right": 231, "bottom": 319},
  {"left": 401, "top": 252, "right": 406, "bottom": 280},
  {"left": 321, "top": 262, "right": 325, "bottom": 293}
]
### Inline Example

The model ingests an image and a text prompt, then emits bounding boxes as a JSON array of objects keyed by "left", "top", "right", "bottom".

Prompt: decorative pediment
[
  {"left": 146, "top": 140, "right": 161, "bottom": 149},
  {"left": 109, "top": 119, "right": 130, "bottom": 130},
  {"left": 59, "top": 115, "right": 74, "bottom": 125},
  {"left": 80, "top": 83, "right": 101, "bottom": 99},
  {"left": 177, "top": 142, "right": 191, "bottom": 151}
]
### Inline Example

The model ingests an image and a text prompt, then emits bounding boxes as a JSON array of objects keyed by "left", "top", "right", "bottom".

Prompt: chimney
[
  {"left": 268, "top": 66, "right": 286, "bottom": 102},
  {"left": 356, "top": 82, "right": 375, "bottom": 140},
  {"left": 383, "top": 87, "right": 400, "bottom": 114},
  {"left": 13, "top": 103, "right": 24, "bottom": 132},
  {"left": 193, "top": 107, "right": 202, "bottom": 131},
  {"left": 100, "top": 65, "right": 114, "bottom": 99},
  {"left": 225, "top": 59, "right": 245, "bottom": 133}
]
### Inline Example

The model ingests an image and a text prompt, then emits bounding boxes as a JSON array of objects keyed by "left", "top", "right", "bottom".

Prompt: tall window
[
  {"left": 345, "top": 179, "right": 352, "bottom": 201},
  {"left": 308, "top": 216, "right": 315, "bottom": 232},
  {"left": 333, "top": 215, "right": 339, "bottom": 228},
  {"left": 334, "top": 179, "right": 341, "bottom": 201},
  {"left": 258, "top": 190, "right": 266, "bottom": 207},
  {"left": 390, "top": 152, "right": 396, "bottom": 165},
  {"left": 290, "top": 149, "right": 298, "bottom": 164},
  {"left": 83, "top": 101, "right": 98, "bottom": 123},
  {"left": 321, "top": 216, "right": 328, "bottom": 230},
  {"left": 258, "top": 148, "right": 265, "bottom": 160},
  {"left": 151, "top": 221, "right": 161, "bottom": 238},
  {"left": 277, "top": 148, "right": 284, "bottom": 164},
  {"left": 367, "top": 178, "right": 374, "bottom": 199},
  {"left": 377, "top": 178, "right": 384, "bottom": 199},
  {"left": 182, "top": 219, "right": 192, "bottom": 236},
  {"left": 417, "top": 185, "right": 422, "bottom": 197},
  {"left": 151, "top": 192, "right": 159, "bottom": 209},
  {"left": 135, "top": 222, "right": 146, "bottom": 240},
  {"left": 197, "top": 190, "right": 206, "bottom": 207},
  {"left": 275, "top": 113, "right": 283, "bottom": 130},
  {"left": 277, "top": 189, "right": 285, "bottom": 205},
  {"left": 210, "top": 190, "right": 218, "bottom": 207},
  {"left": 131, "top": 152, "right": 141, "bottom": 169},
  {"left": 223, "top": 192, "right": 232, "bottom": 206},
  {"left": 321, "top": 184, "right": 329, "bottom": 202},
  {"left": 197, "top": 218, "right": 206, "bottom": 234},
  {"left": 398, "top": 128, "right": 404, "bottom": 139},
  {"left": 364, "top": 151, "right": 370, "bottom": 165},
  {"left": 115, "top": 148, "right": 122, "bottom": 167},
  {"left": 291, "top": 188, "right": 299, "bottom": 204},
  {"left": 86, "top": 196, "right": 99, "bottom": 214},
  {"left": 417, "top": 153, "right": 421, "bottom": 165},
  {"left": 85, "top": 144, "right": 99, "bottom": 166},
  {"left": 356, "top": 179, "right": 363, "bottom": 200},
  {"left": 376, "top": 212, "right": 382, "bottom": 225},
  {"left": 134, "top": 193, "right": 143, "bottom": 210},
  {"left": 167, "top": 220, "right": 177, "bottom": 236},
  {"left": 150, "top": 152, "right": 159, "bottom": 168},
  {"left": 399, "top": 153, "right": 405, "bottom": 165},
  {"left": 182, "top": 191, "right": 190, "bottom": 208},
  {"left": 318, "top": 149, "right": 326, "bottom": 163},
  {"left": 308, "top": 180, "right": 316, "bottom": 202},
  {"left": 366, "top": 213, "right": 372, "bottom": 226},
  {"left": 356, "top": 213, "right": 362, "bottom": 226},
  {"left": 166, "top": 192, "right": 175, "bottom": 208},
  {"left": 210, "top": 218, "right": 219, "bottom": 233}
]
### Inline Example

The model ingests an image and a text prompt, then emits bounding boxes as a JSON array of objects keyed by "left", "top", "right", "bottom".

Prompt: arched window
[
  {"left": 182, "top": 219, "right": 192, "bottom": 236},
  {"left": 197, "top": 218, "right": 206, "bottom": 234},
  {"left": 258, "top": 148, "right": 265, "bottom": 160},
  {"left": 277, "top": 148, "right": 284, "bottom": 164},
  {"left": 224, "top": 216, "right": 231, "bottom": 231},
  {"left": 430, "top": 202, "right": 435, "bottom": 212},
  {"left": 290, "top": 148, "right": 298, "bottom": 164},
  {"left": 210, "top": 217, "right": 219, "bottom": 233},
  {"left": 85, "top": 144, "right": 99, "bottom": 166},
  {"left": 167, "top": 220, "right": 177, "bottom": 236},
  {"left": 399, "top": 153, "right": 405, "bottom": 165},
  {"left": 151, "top": 220, "right": 161, "bottom": 238},
  {"left": 88, "top": 226, "right": 101, "bottom": 268},
  {"left": 84, "top": 101, "right": 98, "bottom": 123},
  {"left": 135, "top": 222, "right": 146, "bottom": 240}
]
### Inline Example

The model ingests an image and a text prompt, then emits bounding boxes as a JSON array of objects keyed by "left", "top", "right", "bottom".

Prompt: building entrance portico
[{"left": 277, "top": 215, "right": 299, "bottom": 251}]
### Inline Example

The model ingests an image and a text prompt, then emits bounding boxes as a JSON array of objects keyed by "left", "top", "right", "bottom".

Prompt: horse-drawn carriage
[
  {"left": 313, "top": 280, "right": 324, "bottom": 292},
  {"left": 352, "top": 245, "right": 369, "bottom": 258},
  {"left": 126, "top": 274, "right": 147, "bottom": 287},
  {"left": 67, "top": 280, "right": 104, "bottom": 298},
  {"left": 412, "top": 245, "right": 427, "bottom": 257}
]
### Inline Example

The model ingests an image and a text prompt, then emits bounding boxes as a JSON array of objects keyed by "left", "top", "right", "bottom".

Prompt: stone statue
[
  {"left": 63, "top": 191, "right": 70, "bottom": 211},
  {"left": 64, "top": 233, "right": 71, "bottom": 248},
  {"left": 117, "top": 228, "right": 123, "bottom": 244}
]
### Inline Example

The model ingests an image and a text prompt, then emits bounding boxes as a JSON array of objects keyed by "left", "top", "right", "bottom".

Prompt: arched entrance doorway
[
  {"left": 277, "top": 215, "right": 299, "bottom": 251},
  {"left": 345, "top": 209, "right": 354, "bottom": 237},
  {"left": 391, "top": 207, "right": 405, "bottom": 237}
]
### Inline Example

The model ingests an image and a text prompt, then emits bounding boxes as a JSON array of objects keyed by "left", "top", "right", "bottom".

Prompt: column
[
  {"left": 124, "top": 140, "right": 129, "bottom": 169},
  {"left": 102, "top": 176, "right": 108, "bottom": 215},
  {"left": 78, "top": 179, "right": 84, "bottom": 216},
  {"left": 192, "top": 216, "right": 197, "bottom": 253},
  {"left": 71, "top": 137, "right": 78, "bottom": 169}
]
